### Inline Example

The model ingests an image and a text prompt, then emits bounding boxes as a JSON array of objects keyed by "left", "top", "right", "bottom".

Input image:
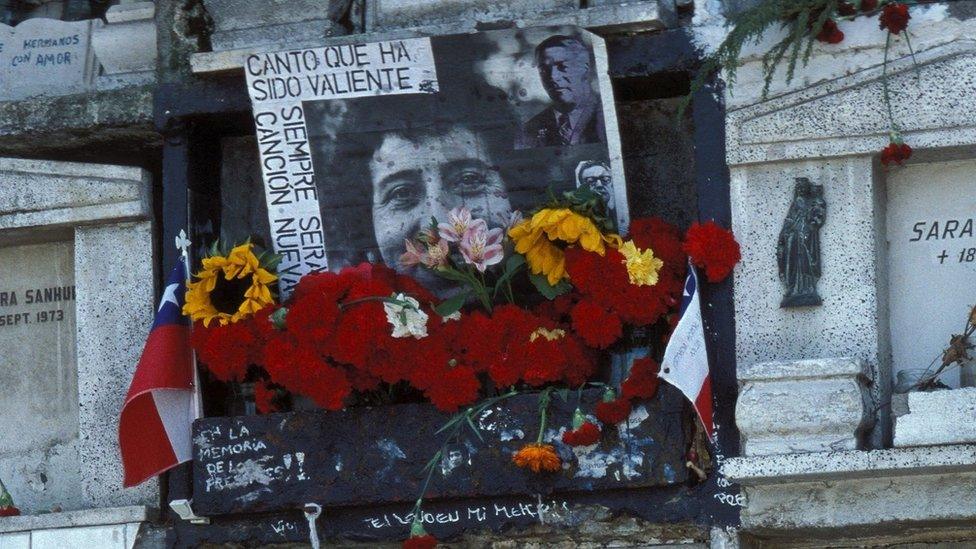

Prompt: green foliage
[
  {"left": 433, "top": 291, "right": 468, "bottom": 318},
  {"left": 680, "top": 0, "right": 843, "bottom": 117},
  {"left": 529, "top": 272, "right": 572, "bottom": 300}
]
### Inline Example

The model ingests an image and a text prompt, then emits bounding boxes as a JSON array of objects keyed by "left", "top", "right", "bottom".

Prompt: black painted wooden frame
[{"left": 155, "top": 26, "right": 739, "bottom": 546}]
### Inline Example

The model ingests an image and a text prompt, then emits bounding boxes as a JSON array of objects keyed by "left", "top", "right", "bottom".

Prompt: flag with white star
[
  {"left": 119, "top": 256, "right": 199, "bottom": 487},
  {"left": 659, "top": 262, "right": 714, "bottom": 441}
]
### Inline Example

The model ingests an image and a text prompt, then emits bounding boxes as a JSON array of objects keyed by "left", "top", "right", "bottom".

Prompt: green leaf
[
  {"left": 270, "top": 307, "right": 288, "bottom": 330},
  {"left": 493, "top": 254, "right": 526, "bottom": 297},
  {"left": 433, "top": 268, "right": 472, "bottom": 283},
  {"left": 556, "top": 388, "right": 570, "bottom": 402},
  {"left": 465, "top": 415, "right": 484, "bottom": 443},
  {"left": 421, "top": 450, "right": 443, "bottom": 473},
  {"left": 436, "top": 413, "right": 467, "bottom": 434},
  {"left": 529, "top": 273, "right": 571, "bottom": 300},
  {"left": 433, "top": 292, "right": 468, "bottom": 318}
]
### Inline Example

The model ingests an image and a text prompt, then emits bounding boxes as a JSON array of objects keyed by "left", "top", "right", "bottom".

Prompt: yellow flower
[
  {"left": 529, "top": 327, "right": 565, "bottom": 343},
  {"left": 508, "top": 208, "right": 621, "bottom": 285},
  {"left": 512, "top": 443, "right": 561, "bottom": 473},
  {"left": 183, "top": 243, "right": 277, "bottom": 327},
  {"left": 619, "top": 240, "right": 663, "bottom": 287}
]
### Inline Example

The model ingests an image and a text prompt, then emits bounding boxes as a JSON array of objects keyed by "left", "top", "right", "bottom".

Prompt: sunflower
[
  {"left": 183, "top": 243, "right": 277, "bottom": 327},
  {"left": 512, "top": 443, "right": 561, "bottom": 473},
  {"left": 508, "top": 208, "right": 621, "bottom": 285}
]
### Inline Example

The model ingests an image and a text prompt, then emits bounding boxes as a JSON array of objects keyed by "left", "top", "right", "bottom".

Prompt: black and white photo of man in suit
[{"left": 515, "top": 34, "right": 606, "bottom": 149}]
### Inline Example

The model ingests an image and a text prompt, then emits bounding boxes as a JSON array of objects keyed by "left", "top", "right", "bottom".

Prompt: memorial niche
[
  {"left": 178, "top": 26, "right": 738, "bottom": 546},
  {"left": 887, "top": 158, "right": 976, "bottom": 389},
  {"left": 0, "top": 240, "right": 79, "bottom": 513}
]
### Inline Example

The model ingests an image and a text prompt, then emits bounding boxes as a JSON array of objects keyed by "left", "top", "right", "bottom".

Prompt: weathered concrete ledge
[
  {"left": 895, "top": 388, "right": 976, "bottom": 447},
  {"left": 723, "top": 444, "right": 976, "bottom": 485},
  {"left": 736, "top": 358, "right": 873, "bottom": 456},
  {"left": 190, "top": 2, "right": 670, "bottom": 74},
  {"left": 0, "top": 505, "right": 154, "bottom": 534},
  {"left": 723, "top": 446, "right": 976, "bottom": 538},
  {"left": 0, "top": 157, "right": 151, "bottom": 232},
  {"left": 0, "top": 85, "right": 156, "bottom": 156}
]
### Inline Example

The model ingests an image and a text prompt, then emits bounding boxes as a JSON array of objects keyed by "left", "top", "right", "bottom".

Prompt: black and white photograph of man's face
[
  {"left": 580, "top": 164, "right": 613, "bottom": 210},
  {"left": 538, "top": 43, "right": 593, "bottom": 112},
  {"left": 369, "top": 127, "right": 512, "bottom": 288}
]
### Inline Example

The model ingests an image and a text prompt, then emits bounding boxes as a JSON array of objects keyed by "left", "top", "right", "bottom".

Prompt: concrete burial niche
[
  {"left": 0, "top": 157, "right": 156, "bottom": 514},
  {"left": 728, "top": 39, "right": 976, "bottom": 449},
  {"left": 724, "top": 37, "right": 976, "bottom": 542}
]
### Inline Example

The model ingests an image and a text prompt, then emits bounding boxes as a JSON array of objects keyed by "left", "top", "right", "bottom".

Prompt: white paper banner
[{"left": 244, "top": 38, "right": 438, "bottom": 295}]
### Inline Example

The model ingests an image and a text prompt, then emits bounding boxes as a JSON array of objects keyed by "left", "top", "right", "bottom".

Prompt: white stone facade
[
  {"left": 715, "top": 2, "right": 976, "bottom": 544},
  {"left": 737, "top": 358, "right": 873, "bottom": 456},
  {"left": 0, "top": 506, "right": 152, "bottom": 549},
  {"left": 0, "top": 158, "right": 156, "bottom": 518}
]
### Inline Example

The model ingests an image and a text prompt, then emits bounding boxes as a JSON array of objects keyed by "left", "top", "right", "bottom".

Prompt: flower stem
[
  {"left": 339, "top": 295, "right": 407, "bottom": 310},
  {"left": 882, "top": 30, "right": 897, "bottom": 134},
  {"left": 535, "top": 388, "right": 553, "bottom": 444},
  {"left": 412, "top": 389, "right": 521, "bottom": 516}
]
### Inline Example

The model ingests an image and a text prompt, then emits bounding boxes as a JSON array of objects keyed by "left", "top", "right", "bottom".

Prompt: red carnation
[
  {"left": 879, "top": 3, "right": 910, "bottom": 34},
  {"left": 621, "top": 357, "right": 661, "bottom": 400},
  {"left": 300, "top": 362, "right": 352, "bottom": 411},
  {"left": 683, "top": 221, "right": 741, "bottom": 283},
  {"left": 837, "top": 2, "right": 856, "bottom": 16},
  {"left": 562, "top": 421, "right": 601, "bottom": 446},
  {"left": 403, "top": 534, "right": 438, "bottom": 549},
  {"left": 815, "top": 19, "right": 844, "bottom": 44},
  {"left": 881, "top": 141, "right": 912, "bottom": 166},
  {"left": 423, "top": 364, "right": 481, "bottom": 412},
  {"left": 595, "top": 398, "right": 631, "bottom": 425},
  {"left": 861, "top": 0, "right": 878, "bottom": 11},
  {"left": 254, "top": 382, "right": 279, "bottom": 414},
  {"left": 0, "top": 506, "right": 19, "bottom": 517},
  {"left": 287, "top": 291, "right": 340, "bottom": 347},
  {"left": 193, "top": 321, "right": 254, "bottom": 382},
  {"left": 627, "top": 217, "right": 686, "bottom": 275},
  {"left": 570, "top": 300, "right": 623, "bottom": 349}
]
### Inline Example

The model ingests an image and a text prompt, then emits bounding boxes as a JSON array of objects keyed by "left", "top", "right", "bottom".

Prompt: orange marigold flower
[{"left": 512, "top": 443, "right": 562, "bottom": 473}]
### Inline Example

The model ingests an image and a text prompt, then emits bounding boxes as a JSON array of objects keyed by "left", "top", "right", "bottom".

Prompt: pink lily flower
[
  {"left": 497, "top": 210, "right": 524, "bottom": 231},
  {"left": 460, "top": 226, "right": 505, "bottom": 272},
  {"left": 399, "top": 239, "right": 425, "bottom": 268},
  {"left": 438, "top": 206, "right": 487, "bottom": 243},
  {"left": 423, "top": 239, "right": 450, "bottom": 269}
]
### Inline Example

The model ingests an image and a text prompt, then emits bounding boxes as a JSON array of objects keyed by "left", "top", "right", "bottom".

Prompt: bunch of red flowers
[
  {"left": 191, "top": 263, "right": 599, "bottom": 413},
  {"left": 560, "top": 357, "right": 663, "bottom": 448},
  {"left": 684, "top": 221, "right": 742, "bottom": 283},
  {"left": 564, "top": 217, "right": 687, "bottom": 349},
  {"left": 881, "top": 139, "right": 913, "bottom": 166},
  {"left": 816, "top": 1, "right": 910, "bottom": 45},
  {"left": 189, "top": 217, "right": 741, "bottom": 417}
]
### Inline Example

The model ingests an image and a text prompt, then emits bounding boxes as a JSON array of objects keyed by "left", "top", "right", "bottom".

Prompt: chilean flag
[
  {"left": 660, "top": 263, "right": 714, "bottom": 440},
  {"left": 119, "top": 257, "right": 200, "bottom": 487}
]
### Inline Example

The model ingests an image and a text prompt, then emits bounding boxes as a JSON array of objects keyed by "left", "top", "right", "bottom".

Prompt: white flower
[
  {"left": 384, "top": 293, "right": 429, "bottom": 339},
  {"left": 442, "top": 311, "right": 461, "bottom": 322}
]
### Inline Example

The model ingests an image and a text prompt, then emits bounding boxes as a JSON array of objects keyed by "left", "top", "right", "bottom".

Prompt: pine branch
[{"left": 678, "top": 0, "right": 839, "bottom": 118}]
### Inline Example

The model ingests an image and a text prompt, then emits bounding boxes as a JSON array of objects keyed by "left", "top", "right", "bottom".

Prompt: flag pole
[{"left": 176, "top": 230, "right": 204, "bottom": 420}]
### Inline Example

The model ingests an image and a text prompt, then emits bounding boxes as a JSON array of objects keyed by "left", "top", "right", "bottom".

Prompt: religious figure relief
[{"left": 777, "top": 178, "right": 826, "bottom": 308}]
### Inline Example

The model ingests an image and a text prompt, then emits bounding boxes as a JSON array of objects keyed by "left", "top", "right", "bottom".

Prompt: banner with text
[{"left": 244, "top": 38, "right": 438, "bottom": 295}]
